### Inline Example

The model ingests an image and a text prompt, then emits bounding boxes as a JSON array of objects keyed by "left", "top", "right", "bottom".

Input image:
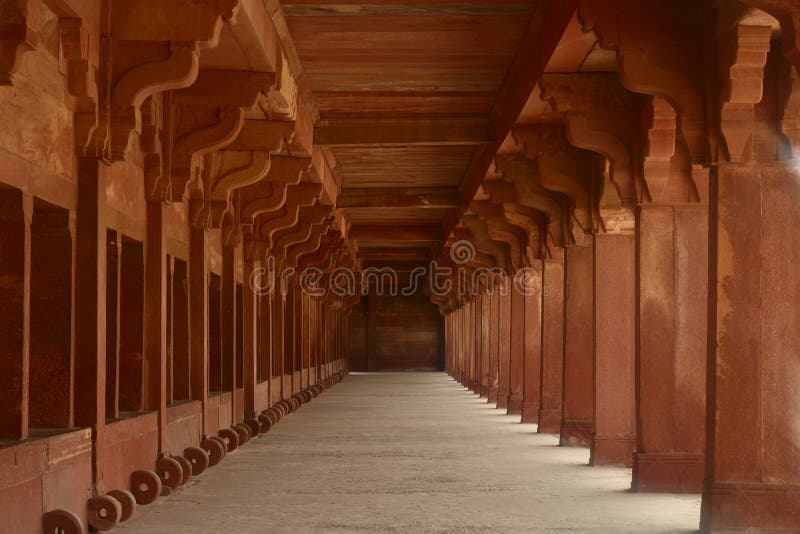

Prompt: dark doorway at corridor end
[{"left": 349, "top": 293, "right": 444, "bottom": 372}]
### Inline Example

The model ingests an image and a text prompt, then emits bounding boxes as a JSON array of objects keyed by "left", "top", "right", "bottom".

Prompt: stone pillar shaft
[
  {"left": 591, "top": 233, "right": 636, "bottom": 467},
  {"left": 538, "top": 259, "right": 564, "bottom": 434},
  {"left": 561, "top": 244, "right": 594, "bottom": 446}
]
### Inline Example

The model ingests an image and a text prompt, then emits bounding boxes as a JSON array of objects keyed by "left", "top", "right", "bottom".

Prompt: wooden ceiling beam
[
  {"left": 281, "top": 4, "right": 538, "bottom": 18},
  {"left": 452, "top": 0, "right": 579, "bottom": 235},
  {"left": 337, "top": 187, "right": 463, "bottom": 209},
  {"left": 315, "top": 117, "right": 495, "bottom": 147}
]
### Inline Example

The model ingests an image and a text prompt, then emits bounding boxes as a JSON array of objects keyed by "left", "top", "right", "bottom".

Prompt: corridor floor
[{"left": 118, "top": 373, "right": 701, "bottom": 533}]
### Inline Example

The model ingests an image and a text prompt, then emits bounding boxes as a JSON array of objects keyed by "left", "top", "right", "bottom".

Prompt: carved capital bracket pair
[{"left": 511, "top": 124, "right": 600, "bottom": 239}]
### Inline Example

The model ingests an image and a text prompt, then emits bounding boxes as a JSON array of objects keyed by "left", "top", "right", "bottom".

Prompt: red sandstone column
[
  {"left": 272, "top": 292, "right": 284, "bottom": 400},
  {"left": 464, "top": 303, "right": 471, "bottom": 385},
  {"left": 507, "top": 284, "right": 525, "bottom": 415},
  {"left": 538, "top": 257, "right": 564, "bottom": 434},
  {"left": 591, "top": 233, "right": 636, "bottom": 466},
  {"left": 74, "top": 159, "right": 108, "bottom": 490},
  {"left": 497, "top": 284, "right": 512, "bottom": 410},
  {"left": 0, "top": 188, "right": 31, "bottom": 440},
  {"left": 259, "top": 289, "right": 272, "bottom": 400},
  {"left": 521, "top": 261, "right": 543, "bottom": 424},
  {"left": 220, "top": 241, "right": 236, "bottom": 411},
  {"left": 454, "top": 306, "right": 461, "bottom": 382},
  {"left": 281, "top": 284, "right": 294, "bottom": 398},
  {"left": 300, "top": 290, "right": 307, "bottom": 388},
  {"left": 633, "top": 205, "right": 707, "bottom": 492},
  {"left": 560, "top": 244, "right": 594, "bottom": 446},
  {"left": 464, "top": 301, "right": 475, "bottom": 389},
  {"left": 702, "top": 161, "right": 800, "bottom": 532},
  {"left": 105, "top": 230, "right": 121, "bottom": 420},
  {"left": 488, "top": 291, "right": 500, "bottom": 403},
  {"left": 242, "top": 254, "right": 258, "bottom": 419},
  {"left": 480, "top": 293, "right": 490, "bottom": 397},
  {"left": 144, "top": 201, "right": 168, "bottom": 451},
  {"left": 188, "top": 202, "right": 210, "bottom": 434},
  {"left": 472, "top": 298, "right": 482, "bottom": 393},
  {"left": 456, "top": 307, "right": 462, "bottom": 380}
]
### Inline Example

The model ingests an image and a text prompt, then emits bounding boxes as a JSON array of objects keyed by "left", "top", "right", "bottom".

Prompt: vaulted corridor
[
  {"left": 2, "top": 0, "right": 800, "bottom": 532},
  {"left": 117, "top": 373, "right": 699, "bottom": 534}
]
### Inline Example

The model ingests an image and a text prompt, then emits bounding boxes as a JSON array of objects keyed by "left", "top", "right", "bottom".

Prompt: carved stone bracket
[
  {"left": 719, "top": 24, "right": 773, "bottom": 162},
  {"left": 168, "top": 70, "right": 275, "bottom": 202},
  {"left": 456, "top": 217, "right": 510, "bottom": 273},
  {"left": 643, "top": 97, "right": 677, "bottom": 202},
  {"left": 238, "top": 155, "right": 311, "bottom": 224},
  {"left": 106, "top": 0, "right": 242, "bottom": 159},
  {"left": 470, "top": 200, "right": 527, "bottom": 272},
  {"left": 500, "top": 202, "right": 547, "bottom": 262},
  {"left": 59, "top": 18, "right": 100, "bottom": 156},
  {"left": 257, "top": 182, "right": 321, "bottom": 254},
  {"left": 742, "top": 0, "right": 800, "bottom": 73},
  {"left": 579, "top": 0, "right": 709, "bottom": 166},
  {"left": 287, "top": 218, "right": 333, "bottom": 267},
  {"left": 540, "top": 73, "right": 642, "bottom": 207},
  {"left": 0, "top": 0, "right": 37, "bottom": 85},
  {"left": 513, "top": 124, "right": 600, "bottom": 236},
  {"left": 491, "top": 157, "right": 573, "bottom": 248},
  {"left": 109, "top": 41, "right": 200, "bottom": 161}
]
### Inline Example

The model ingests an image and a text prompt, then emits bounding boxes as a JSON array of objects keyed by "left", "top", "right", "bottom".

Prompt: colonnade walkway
[{"left": 118, "top": 373, "right": 700, "bottom": 533}]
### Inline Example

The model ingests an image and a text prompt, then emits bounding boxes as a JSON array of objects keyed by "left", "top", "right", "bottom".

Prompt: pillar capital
[
  {"left": 491, "top": 157, "right": 573, "bottom": 248},
  {"left": 578, "top": 0, "right": 708, "bottom": 166},
  {"left": 742, "top": 0, "right": 800, "bottom": 73},
  {"left": 719, "top": 24, "right": 773, "bottom": 163},
  {"left": 0, "top": 0, "right": 37, "bottom": 85}
]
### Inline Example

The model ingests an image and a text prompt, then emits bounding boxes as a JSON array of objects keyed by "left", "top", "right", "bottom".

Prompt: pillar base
[
  {"left": 480, "top": 385, "right": 489, "bottom": 398},
  {"left": 496, "top": 393, "right": 509, "bottom": 410},
  {"left": 537, "top": 409, "right": 562, "bottom": 434},
  {"left": 559, "top": 419, "right": 592, "bottom": 447},
  {"left": 702, "top": 482, "right": 800, "bottom": 533},
  {"left": 520, "top": 402, "right": 539, "bottom": 424},
  {"left": 471, "top": 380, "right": 480, "bottom": 393},
  {"left": 506, "top": 395, "right": 522, "bottom": 415},
  {"left": 632, "top": 452, "right": 704, "bottom": 493},
  {"left": 590, "top": 434, "right": 635, "bottom": 467},
  {"left": 487, "top": 386, "right": 498, "bottom": 404}
]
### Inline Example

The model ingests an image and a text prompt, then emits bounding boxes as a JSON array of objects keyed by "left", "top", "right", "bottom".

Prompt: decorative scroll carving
[
  {"left": 257, "top": 182, "right": 321, "bottom": 252},
  {"left": 204, "top": 150, "right": 271, "bottom": 224},
  {"left": 287, "top": 219, "right": 332, "bottom": 267},
  {"left": 238, "top": 155, "right": 311, "bottom": 224}
]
